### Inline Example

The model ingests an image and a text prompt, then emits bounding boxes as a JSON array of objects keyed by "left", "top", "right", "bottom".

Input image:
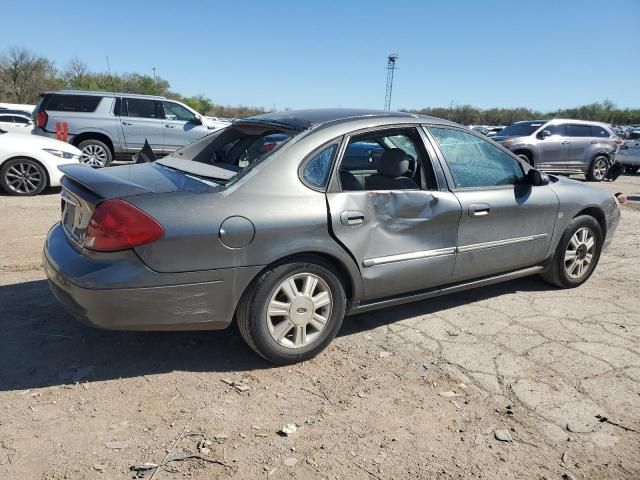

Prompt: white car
[
  {"left": 0, "top": 113, "right": 34, "bottom": 135},
  {"left": 0, "top": 131, "right": 81, "bottom": 196}
]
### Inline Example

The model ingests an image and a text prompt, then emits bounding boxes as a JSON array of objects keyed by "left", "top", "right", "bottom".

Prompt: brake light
[
  {"left": 37, "top": 111, "right": 48, "bottom": 129},
  {"left": 614, "top": 137, "right": 624, "bottom": 145},
  {"left": 84, "top": 199, "right": 164, "bottom": 252}
]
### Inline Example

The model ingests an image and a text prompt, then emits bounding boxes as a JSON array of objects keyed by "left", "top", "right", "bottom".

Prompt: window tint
[
  {"left": 163, "top": 101, "right": 196, "bottom": 121},
  {"left": 302, "top": 145, "right": 337, "bottom": 189},
  {"left": 126, "top": 98, "right": 158, "bottom": 118},
  {"left": 591, "top": 125, "right": 610, "bottom": 138},
  {"left": 566, "top": 125, "right": 591, "bottom": 137},
  {"left": 46, "top": 94, "right": 101, "bottom": 112},
  {"left": 546, "top": 124, "right": 566, "bottom": 136},
  {"left": 114, "top": 97, "right": 124, "bottom": 116},
  {"left": 430, "top": 127, "right": 524, "bottom": 188},
  {"left": 13, "top": 116, "right": 29, "bottom": 124},
  {"left": 0, "top": 115, "right": 13, "bottom": 123}
]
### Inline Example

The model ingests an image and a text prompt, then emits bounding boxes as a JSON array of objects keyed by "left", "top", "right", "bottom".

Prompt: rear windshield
[
  {"left": 157, "top": 124, "right": 297, "bottom": 182},
  {"left": 45, "top": 94, "right": 102, "bottom": 112},
  {"left": 498, "top": 121, "right": 546, "bottom": 137}
]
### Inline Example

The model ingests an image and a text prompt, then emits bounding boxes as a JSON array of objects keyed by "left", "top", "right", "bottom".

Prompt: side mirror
[
  {"left": 190, "top": 116, "right": 203, "bottom": 125},
  {"left": 537, "top": 130, "right": 551, "bottom": 139},
  {"left": 527, "top": 169, "right": 550, "bottom": 186}
]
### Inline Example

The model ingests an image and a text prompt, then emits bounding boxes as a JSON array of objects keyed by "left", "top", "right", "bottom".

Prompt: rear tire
[
  {"left": 237, "top": 257, "right": 346, "bottom": 364},
  {"left": 540, "top": 215, "right": 602, "bottom": 288},
  {"left": 78, "top": 139, "right": 112, "bottom": 168},
  {"left": 586, "top": 155, "right": 609, "bottom": 182},
  {"left": 516, "top": 152, "right": 534, "bottom": 166},
  {"left": 0, "top": 157, "right": 47, "bottom": 196}
]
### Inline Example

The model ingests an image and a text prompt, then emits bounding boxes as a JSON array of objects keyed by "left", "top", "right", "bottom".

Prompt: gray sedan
[{"left": 44, "top": 109, "right": 620, "bottom": 364}]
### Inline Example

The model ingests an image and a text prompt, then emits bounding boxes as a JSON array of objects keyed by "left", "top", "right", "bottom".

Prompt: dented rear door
[{"left": 326, "top": 189, "right": 461, "bottom": 301}]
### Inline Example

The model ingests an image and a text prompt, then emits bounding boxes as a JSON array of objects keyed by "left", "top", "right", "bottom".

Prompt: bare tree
[
  {"left": 0, "top": 46, "right": 57, "bottom": 103},
  {"left": 62, "top": 57, "right": 89, "bottom": 87}
]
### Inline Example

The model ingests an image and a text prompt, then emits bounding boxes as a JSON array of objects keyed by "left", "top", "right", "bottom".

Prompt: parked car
[
  {"left": 0, "top": 129, "right": 80, "bottom": 195},
  {"left": 492, "top": 119, "right": 622, "bottom": 181},
  {"left": 486, "top": 126, "right": 504, "bottom": 138},
  {"left": 31, "top": 90, "right": 228, "bottom": 168},
  {"left": 0, "top": 113, "right": 33, "bottom": 134},
  {"left": 44, "top": 109, "right": 620, "bottom": 364},
  {"left": 0, "top": 108, "right": 34, "bottom": 117},
  {"left": 469, "top": 125, "right": 490, "bottom": 135},
  {"left": 617, "top": 130, "right": 640, "bottom": 174}
]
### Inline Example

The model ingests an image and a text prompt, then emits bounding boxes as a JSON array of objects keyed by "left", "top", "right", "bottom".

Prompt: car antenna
[{"left": 105, "top": 56, "right": 117, "bottom": 95}]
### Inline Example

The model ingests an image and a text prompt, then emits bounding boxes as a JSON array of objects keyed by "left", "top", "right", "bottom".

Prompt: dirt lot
[{"left": 1, "top": 174, "right": 639, "bottom": 480}]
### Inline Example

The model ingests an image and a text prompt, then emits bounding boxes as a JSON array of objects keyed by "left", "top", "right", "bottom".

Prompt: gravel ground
[{"left": 1, "top": 173, "right": 639, "bottom": 479}]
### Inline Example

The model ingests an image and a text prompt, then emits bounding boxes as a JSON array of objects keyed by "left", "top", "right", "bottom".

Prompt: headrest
[{"left": 378, "top": 148, "right": 410, "bottom": 177}]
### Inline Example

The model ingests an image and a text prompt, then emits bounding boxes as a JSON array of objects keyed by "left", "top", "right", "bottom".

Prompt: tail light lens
[
  {"left": 36, "top": 111, "right": 48, "bottom": 129},
  {"left": 614, "top": 137, "right": 624, "bottom": 145},
  {"left": 84, "top": 199, "right": 164, "bottom": 252}
]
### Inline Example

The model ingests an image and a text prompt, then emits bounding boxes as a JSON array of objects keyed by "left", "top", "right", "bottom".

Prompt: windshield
[
  {"left": 157, "top": 124, "right": 297, "bottom": 181},
  {"left": 498, "top": 121, "right": 546, "bottom": 137}
]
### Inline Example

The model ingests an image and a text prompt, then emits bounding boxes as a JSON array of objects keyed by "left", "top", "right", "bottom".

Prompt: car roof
[
  {"left": 40, "top": 90, "right": 166, "bottom": 100},
  {"left": 241, "top": 108, "right": 455, "bottom": 130}
]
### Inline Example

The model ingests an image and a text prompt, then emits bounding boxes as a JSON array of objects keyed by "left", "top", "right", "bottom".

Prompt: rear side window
[
  {"left": 591, "top": 125, "right": 611, "bottom": 138},
  {"left": 566, "top": 125, "right": 591, "bottom": 137},
  {"left": 46, "top": 94, "right": 102, "bottom": 112},
  {"left": 0, "top": 115, "right": 13, "bottom": 123},
  {"left": 301, "top": 144, "right": 337, "bottom": 189},
  {"left": 126, "top": 98, "right": 158, "bottom": 118},
  {"left": 13, "top": 116, "right": 30, "bottom": 124}
]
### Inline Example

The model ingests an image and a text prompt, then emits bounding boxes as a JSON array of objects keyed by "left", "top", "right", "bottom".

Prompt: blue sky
[{"left": 4, "top": 0, "right": 639, "bottom": 111}]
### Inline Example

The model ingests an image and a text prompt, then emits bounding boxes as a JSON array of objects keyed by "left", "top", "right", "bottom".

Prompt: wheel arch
[
  {"left": 513, "top": 148, "right": 534, "bottom": 165},
  {"left": 232, "top": 250, "right": 361, "bottom": 324},
  {"left": 574, "top": 206, "right": 606, "bottom": 238},
  {"left": 72, "top": 132, "right": 114, "bottom": 155}
]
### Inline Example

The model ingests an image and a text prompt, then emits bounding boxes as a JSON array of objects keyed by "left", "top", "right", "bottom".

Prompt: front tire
[
  {"left": 0, "top": 157, "right": 47, "bottom": 196},
  {"left": 541, "top": 215, "right": 602, "bottom": 288},
  {"left": 587, "top": 155, "right": 609, "bottom": 182},
  {"left": 626, "top": 166, "right": 639, "bottom": 175},
  {"left": 237, "top": 257, "right": 346, "bottom": 364},
  {"left": 78, "top": 139, "right": 112, "bottom": 168}
]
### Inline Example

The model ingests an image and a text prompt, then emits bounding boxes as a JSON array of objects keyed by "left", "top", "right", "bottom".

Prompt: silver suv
[
  {"left": 32, "top": 90, "right": 228, "bottom": 167},
  {"left": 492, "top": 119, "right": 621, "bottom": 181}
]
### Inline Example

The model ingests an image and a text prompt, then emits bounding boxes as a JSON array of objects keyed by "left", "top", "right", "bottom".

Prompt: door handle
[
  {"left": 165, "top": 124, "right": 176, "bottom": 128},
  {"left": 469, "top": 203, "right": 491, "bottom": 217},
  {"left": 340, "top": 210, "right": 365, "bottom": 226},
  {"left": 590, "top": 140, "right": 598, "bottom": 144},
  {"left": 561, "top": 140, "right": 570, "bottom": 145},
  {"left": 122, "top": 121, "right": 133, "bottom": 126}
]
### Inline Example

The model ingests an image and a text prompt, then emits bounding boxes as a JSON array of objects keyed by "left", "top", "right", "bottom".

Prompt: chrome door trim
[
  {"left": 458, "top": 233, "right": 549, "bottom": 253},
  {"left": 363, "top": 247, "right": 456, "bottom": 267}
]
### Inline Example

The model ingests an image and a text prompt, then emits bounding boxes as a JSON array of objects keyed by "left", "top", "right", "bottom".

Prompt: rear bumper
[
  {"left": 43, "top": 223, "right": 262, "bottom": 331},
  {"left": 32, "top": 127, "right": 76, "bottom": 144}
]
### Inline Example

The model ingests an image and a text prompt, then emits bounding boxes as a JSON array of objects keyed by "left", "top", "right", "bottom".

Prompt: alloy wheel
[
  {"left": 592, "top": 158, "right": 608, "bottom": 180},
  {"left": 266, "top": 273, "right": 333, "bottom": 349},
  {"left": 4, "top": 161, "right": 44, "bottom": 194},
  {"left": 80, "top": 144, "right": 108, "bottom": 167},
  {"left": 564, "top": 227, "right": 596, "bottom": 279}
]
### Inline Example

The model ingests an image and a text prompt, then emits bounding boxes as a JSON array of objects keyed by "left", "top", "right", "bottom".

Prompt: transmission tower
[{"left": 384, "top": 53, "right": 399, "bottom": 110}]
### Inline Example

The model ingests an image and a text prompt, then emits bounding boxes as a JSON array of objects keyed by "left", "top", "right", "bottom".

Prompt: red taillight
[
  {"left": 84, "top": 199, "right": 164, "bottom": 252},
  {"left": 615, "top": 137, "right": 624, "bottom": 145},
  {"left": 37, "top": 111, "right": 48, "bottom": 129}
]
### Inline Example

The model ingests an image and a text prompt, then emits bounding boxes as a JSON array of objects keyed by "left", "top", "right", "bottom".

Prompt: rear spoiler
[{"left": 59, "top": 164, "right": 151, "bottom": 198}]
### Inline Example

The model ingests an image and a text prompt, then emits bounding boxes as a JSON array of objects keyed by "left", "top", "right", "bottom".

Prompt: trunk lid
[{"left": 58, "top": 162, "right": 223, "bottom": 247}]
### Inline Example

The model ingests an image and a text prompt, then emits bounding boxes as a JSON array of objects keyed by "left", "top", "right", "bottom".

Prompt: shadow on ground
[{"left": 0, "top": 276, "right": 553, "bottom": 392}]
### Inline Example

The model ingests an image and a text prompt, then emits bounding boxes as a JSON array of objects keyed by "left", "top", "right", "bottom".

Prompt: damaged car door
[{"left": 326, "top": 127, "right": 461, "bottom": 301}]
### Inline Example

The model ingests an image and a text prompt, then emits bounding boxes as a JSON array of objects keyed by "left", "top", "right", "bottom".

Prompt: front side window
[
  {"left": 163, "top": 101, "right": 196, "bottom": 122},
  {"left": 566, "top": 125, "right": 591, "bottom": 137},
  {"left": 302, "top": 144, "right": 337, "bottom": 189},
  {"left": 430, "top": 127, "right": 524, "bottom": 188},
  {"left": 546, "top": 124, "right": 566, "bottom": 136},
  {"left": 13, "top": 116, "right": 30, "bottom": 124},
  {"left": 498, "top": 121, "right": 546, "bottom": 137},
  {"left": 126, "top": 98, "right": 157, "bottom": 118}
]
